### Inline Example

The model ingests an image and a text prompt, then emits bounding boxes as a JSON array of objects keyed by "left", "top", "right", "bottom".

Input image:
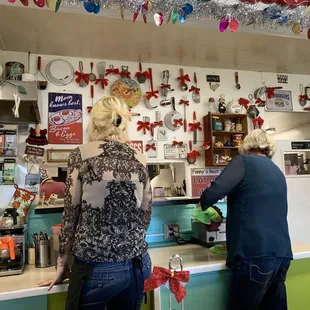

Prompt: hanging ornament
[
  {"left": 179, "top": 11, "right": 187, "bottom": 23},
  {"left": 7, "top": 0, "right": 16, "bottom": 3},
  {"left": 219, "top": 18, "right": 229, "bottom": 32},
  {"left": 20, "top": 0, "right": 28, "bottom": 5},
  {"left": 33, "top": 0, "right": 45, "bottom": 7},
  {"left": 308, "top": 28, "right": 310, "bottom": 39},
  {"left": 83, "top": 0, "right": 100, "bottom": 14},
  {"left": 154, "top": 12, "right": 164, "bottom": 26},
  {"left": 182, "top": 3, "right": 193, "bottom": 15},
  {"left": 172, "top": 12, "right": 179, "bottom": 24},
  {"left": 55, "top": 0, "right": 61, "bottom": 12},
  {"left": 230, "top": 18, "right": 239, "bottom": 32},
  {"left": 292, "top": 23, "right": 302, "bottom": 34}
]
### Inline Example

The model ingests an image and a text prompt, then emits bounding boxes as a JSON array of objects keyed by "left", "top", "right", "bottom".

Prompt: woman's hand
[{"left": 38, "top": 255, "right": 70, "bottom": 291}]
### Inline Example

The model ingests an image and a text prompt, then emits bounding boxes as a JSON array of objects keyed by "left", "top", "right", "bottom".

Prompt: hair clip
[{"left": 113, "top": 116, "right": 122, "bottom": 127}]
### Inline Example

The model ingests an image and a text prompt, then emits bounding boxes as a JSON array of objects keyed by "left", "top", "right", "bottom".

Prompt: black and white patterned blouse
[{"left": 59, "top": 140, "right": 152, "bottom": 262}]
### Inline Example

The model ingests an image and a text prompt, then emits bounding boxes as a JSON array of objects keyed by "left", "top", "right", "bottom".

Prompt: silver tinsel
[{"left": 62, "top": 0, "right": 310, "bottom": 30}]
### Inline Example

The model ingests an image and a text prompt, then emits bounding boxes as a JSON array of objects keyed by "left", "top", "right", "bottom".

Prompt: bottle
[{"left": 236, "top": 118, "right": 242, "bottom": 132}]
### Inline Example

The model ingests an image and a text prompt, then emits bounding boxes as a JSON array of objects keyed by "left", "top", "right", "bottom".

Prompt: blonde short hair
[
  {"left": 87, "top": 96, "right": 131, "bottom": 143},
  {"left": 239, "top": 129, "right": 276, "bottom": 159}
]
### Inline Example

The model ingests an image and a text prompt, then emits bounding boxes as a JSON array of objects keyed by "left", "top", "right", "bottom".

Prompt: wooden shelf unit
[{"left": 203, "top": 113, "right": 248, "bottom": 167}]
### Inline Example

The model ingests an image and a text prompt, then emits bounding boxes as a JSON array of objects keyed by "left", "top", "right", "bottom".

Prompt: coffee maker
[{"left": 0, "top": 208, "right": 25, "bottom": 276}]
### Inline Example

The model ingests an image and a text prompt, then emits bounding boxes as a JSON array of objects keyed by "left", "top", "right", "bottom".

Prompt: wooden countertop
[{"left": 0, "top": 243, "right": 310, "bottom": 301}]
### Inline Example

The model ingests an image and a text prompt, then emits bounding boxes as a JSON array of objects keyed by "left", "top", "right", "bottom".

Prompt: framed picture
[
  {"left": 47, "top": 149, "right": 72, "bottom": 163},
  {"left": 265, "top": 90, "right": 293, "bottom": 112}
]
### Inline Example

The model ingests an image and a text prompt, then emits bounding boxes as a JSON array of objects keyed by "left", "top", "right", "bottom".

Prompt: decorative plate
[{"left": 111, "top": 78, "right": 142, "bottom": 108}]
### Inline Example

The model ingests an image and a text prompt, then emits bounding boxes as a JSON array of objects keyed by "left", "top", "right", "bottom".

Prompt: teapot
[{"left": 0, "top": 208, "right": 24, "bottom": 235}]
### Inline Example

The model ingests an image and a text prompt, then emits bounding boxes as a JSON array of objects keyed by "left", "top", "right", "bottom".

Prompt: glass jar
[{"left": 236, "top": 118, "right": 243, "bottom": 132}]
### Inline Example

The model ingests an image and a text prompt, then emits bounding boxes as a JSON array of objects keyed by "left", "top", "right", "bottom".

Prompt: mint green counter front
[{"left": 0, "top": 244, "right": 310, "bottom": 310}]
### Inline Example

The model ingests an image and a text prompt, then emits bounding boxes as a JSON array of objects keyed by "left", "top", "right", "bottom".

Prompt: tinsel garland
[{"left": 63, "top": 0, "right": 310, "bottom": 30}]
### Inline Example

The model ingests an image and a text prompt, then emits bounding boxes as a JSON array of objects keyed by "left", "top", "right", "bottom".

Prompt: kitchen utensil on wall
[
  {"left": 177, "top": 68, "right": 189, "bottom": 91},
  {"left": 96, "top": 61, "right": 108, "bottom": 90},
  {"left": 191, "top": 72, "right": 200, "bottom": 103},
  {"left": 235, "top": 72, "right": 241, "bottom": 89},
  {"left": 136, "top": 62, "right": 146, "bottom": 83},
  {"left": 78, "top": 61, "right": 87, "bottom": 87},
  {"left": 156, "top": 111, "right": 168, "bottom": 141},
  {"left": 46, "top": 59, "right": 74, "bottom": 86},
  {"left": 165, "top": 97, "right": 183, "bottom": 131},
  {"left": 144, "top": 68, "right": 158, "bottom": 109},
  {"left": 137, "top": 116, "right": 151, "bottom": 135},
  {"left": 247, "top": 94, "right": 260, "bottom": 120},
  {"left": 161, "top": 70, "right": 173, "bottom": 97},
  {"left": 299, "top": 84, "right": 307, "bottom": 107},
  {"left": 34, "top": 56, "right": 48, "bottom": 90},
  {"left": 187, "top": 140, "right": 196, "bottom": 164},
  {"left": 183, "top": 100, "right": 187, "bottom": 132},
  {"left": 88, "top": 62, "right": 96, "bottom": 82},
  {"left": 146, "top": 123, "right": 158, "bottom": 158},
  {"left": 193, "top": 112, "right": 197, "bottom": 144},
  {"left": 254, "top": 86, "right": 282, "bottom": 99}
]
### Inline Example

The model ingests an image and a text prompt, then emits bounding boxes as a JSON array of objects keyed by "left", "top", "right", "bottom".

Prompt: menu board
[
  {"left": 48, "top": 92, "right": 83, "bottom": 144},
  {"left": 191, "top": 168, "right": 223, "bottom": 197}
]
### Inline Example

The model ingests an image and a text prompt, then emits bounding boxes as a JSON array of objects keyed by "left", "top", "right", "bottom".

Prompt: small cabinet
[{"left": 203, "top": 113, "right": 248, "bottom": 167}]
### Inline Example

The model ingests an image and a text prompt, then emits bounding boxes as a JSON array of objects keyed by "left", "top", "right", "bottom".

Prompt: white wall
[{"left": 274, "top": 123, "right": 310, "bottom": 140}]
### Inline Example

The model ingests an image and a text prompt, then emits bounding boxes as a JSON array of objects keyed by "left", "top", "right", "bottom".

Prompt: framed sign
[
  {"left": 25, "top": 146, "right": 44, "bottom": 157},
  {"left": 164, "top": 143, "right": 187, "bottom": 159},
  {"left": 206, "top": 75, "right": 220, "bottom": 83},
  {"left": 191, "top": 167, "right": 223, "bottom": 197},
  {"left": 277, "top": 74, "right": 288, "bottom": 84},
  {"left": 48, "top": 92, "right": 83, "bottom": 144},
  {"left": 47, "top": 149, "right": 72, "bottom": 163},
  {"left": 265, "top": 90, "right": 293, "bottom": 112},
  {"left": 129, "top": 140, "right": 143, "bottom": 153}
]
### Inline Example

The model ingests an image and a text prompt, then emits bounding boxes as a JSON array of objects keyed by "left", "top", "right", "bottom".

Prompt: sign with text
[
  {"left": 164, "top": 143, "right": 187, "bottom": 159},
  {"left": 206, "top": 75, "right": 220, "bottom": 83},
  {"left": 129, "top": 140, "right": 143, "bottom": 153},
  {"left": 277, "top": 74, "right": 288, "bottom": 84},
  {"left": 25, "top": 146, "right": 44, "bottom": 157},
  {"left": 48, "top": 93, "right": 83, "bottom": 144},
  {"left": 191, "top": 168, "right": 223, "bottom": 197}
]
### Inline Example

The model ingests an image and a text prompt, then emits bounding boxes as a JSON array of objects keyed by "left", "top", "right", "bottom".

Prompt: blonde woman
[
  {"left": 39, "top": 96, "right": 152, "bottom": 310},
  {"left": 200, "top": 129, "right": 292, "bottom": 310}
]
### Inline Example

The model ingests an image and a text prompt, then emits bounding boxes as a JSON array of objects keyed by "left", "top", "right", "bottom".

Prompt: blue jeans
[
  {"left": 78, "top": 251, "right": 152, "bottom": 310},
  {"left": 227, "top": 257, "right": 291, "bottom": 310}
]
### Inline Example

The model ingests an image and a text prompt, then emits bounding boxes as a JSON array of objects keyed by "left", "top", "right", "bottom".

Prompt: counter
[{"left": 0, "top": 243, "right": 310, "bottom": 302}]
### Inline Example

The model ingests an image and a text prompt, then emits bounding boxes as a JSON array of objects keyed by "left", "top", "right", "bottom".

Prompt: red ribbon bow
[
  {"left": 144, "top": 266, "right": 190, "bottom": 303},
  {"left": 299, "top": 95, "right": 307, "bottom": 102},
  {"left": 146, "top": 143, "right": 156, "bottom": 152},
  {"left": 188, "top": 122, "right": 202, "bottom": 132},
  {"left": 173, "top": 140, "right": 184, "bottom": 146},
  {"left": 252, "top": 116, "right": 264, "bottom": 129},
  {"left": 153, "top": 121, "right": 163, "bottom": 128},
  {"left": 135, "top": 71, "right": 151, "bottom": 80},
  {"left": 187, "top": 150, "right": 201, "bottom": 160},
  {"left": 87, "top": 106, "right": 92, "bottom": 113},
  {"left": 105, "top": 68, "right": 120, "bottom": 76},
  {"left": 120, "top": 71, "right": 131, "bottom": 78},
  {"left": 189, "top": 85, "right": 200, "bottom": 95},
  {"left": 177, "top": 74, "right": 191, "bottom": 86},
  {"left": 239, "top": 98, "right": 250, "bottom": 110},
  {"left": 160, "top": 83, "right": 171, "bottom": 89},
  {"left": 255, "top": 98, "right": 266, "bottom": 106},
  {"left": 146, "top": 90, "right": 159, "bottom": 100},
  {"left": 173, "top": 118, "right": 183, "bottom": 128},
  {"left": 137, "top": 121, "right": 150, "bottom": 132},
  {"left": 266, "top": 87, "right": 275, "bottom": 99},
  {"left": 200, "top": 141, "right": 211, "bottom": 149},
  {"left": 179, "top": 99, "right": 189, "bottom": 106},
  {"left": 95, "top": 78, "right": 109, "bottom": 89},
  {"left": 74, "top": 71, "right": 89, "bottom": 85}
]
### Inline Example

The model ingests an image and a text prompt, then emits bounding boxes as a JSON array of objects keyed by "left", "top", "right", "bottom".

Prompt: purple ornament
[{"left": 219, "top": 18, "right": 229, "bottom": 32}]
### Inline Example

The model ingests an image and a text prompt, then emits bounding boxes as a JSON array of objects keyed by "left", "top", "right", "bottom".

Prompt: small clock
[{"left": 111, "top": 77, "right": 142, "bottom": 109}]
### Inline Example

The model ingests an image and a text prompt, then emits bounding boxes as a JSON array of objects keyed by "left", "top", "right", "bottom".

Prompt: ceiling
[{"left": 1, "top": 5, "right": 310, "bottom": 74}]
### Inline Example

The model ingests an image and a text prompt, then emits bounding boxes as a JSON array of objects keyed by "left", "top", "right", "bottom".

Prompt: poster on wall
[
  {"left": 191, "top": 168, "right": 224, "bottom": 197},
  {"left": 265, "top": 90, "right": 293, "bottom": 112},
  {"left": 164, "top": 144, "right": 187, "bottom": 159},
  {"left": 129, "top": 140, "right": 143, "bottom": 153},
  {"left": 48, "top": 92, "right": 83, "bottom": 144}
]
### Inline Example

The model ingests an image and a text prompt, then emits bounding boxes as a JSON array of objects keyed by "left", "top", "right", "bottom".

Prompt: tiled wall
[{"left": 27, "top": 202, "right": 227, "bottom": 248}]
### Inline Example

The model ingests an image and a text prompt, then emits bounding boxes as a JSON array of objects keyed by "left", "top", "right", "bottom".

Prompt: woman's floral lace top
[{"left": 59, "top": 141, "right": 152, "bottom": 262}]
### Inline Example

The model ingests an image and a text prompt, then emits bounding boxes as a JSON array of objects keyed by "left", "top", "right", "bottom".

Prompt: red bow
[
  {"left": 252, "top": 116, "right": 264, "bottom": 129},
  {"left": 146, "top": 143, "right": 156, "bottom": 152},
  {"left": 120, "top": 71, "right": 131, "bottom": 78},
  {"left": 189, "top": 85, "right": 200, "bottom": 95},
  {"left": 95, "top": 78, "right": 109, "bottom": 89},
  {"left": 136, "top": 71, "right": 151, "bottom": 80},
  {"left": 255, "top": 98, "right": 266, "bottom": 106},
  {"left": 266, "top": 87, "right": 275, "bottom": 99},
  {"left": 173, "top": 118, "right": 183, "bottom": 128},
  {"left": 153, "top": 121, "right": 163, "bottom": 128},
  {"left": 177, "top": 74, "right": 190, "bottom": 86},
  {"left": 146, "top": 90, "right": 159, "bottom": 100},
  {"left": 188, "top": 122, "right": 202, "bottom": 132},
  {"left": 173, "top": 141, "right": 183, "bottom": 146},
  {"left": 105, "top": 68, "right": 120, "bottom": 76},
  {"left": 144, "top": 266, "right": 190, "bottom": 303},
  {"left": 179, "top": 99, "right": 189, "bottom": 106},
  {"left": 160, "top": 83, "right": 171, "bottom": 89},
  {"left": 87, "top": 106, "right": 92, "bottom": 113},
  {"left": 200, "top": 141, "right": 211, "bottom": 149},
  {"left": 239, "top": 98, "right": 250, "bottom": 110},
  {"left": 187, "top": 150, "right": 201, "bottom": 160},
  {"left": 299, "top": 95, "right": 307, "bottom": 102},
  {"left": 137, "top": 121, "right": 150, "bottom": 132},
  {"left": 75, "top": 71, "right": 89, "bottom": 85}
]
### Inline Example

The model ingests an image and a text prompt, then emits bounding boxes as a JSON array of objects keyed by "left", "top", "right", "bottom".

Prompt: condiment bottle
[{"left": 236, "top": 118, "right": 242, "bottom": 132}]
